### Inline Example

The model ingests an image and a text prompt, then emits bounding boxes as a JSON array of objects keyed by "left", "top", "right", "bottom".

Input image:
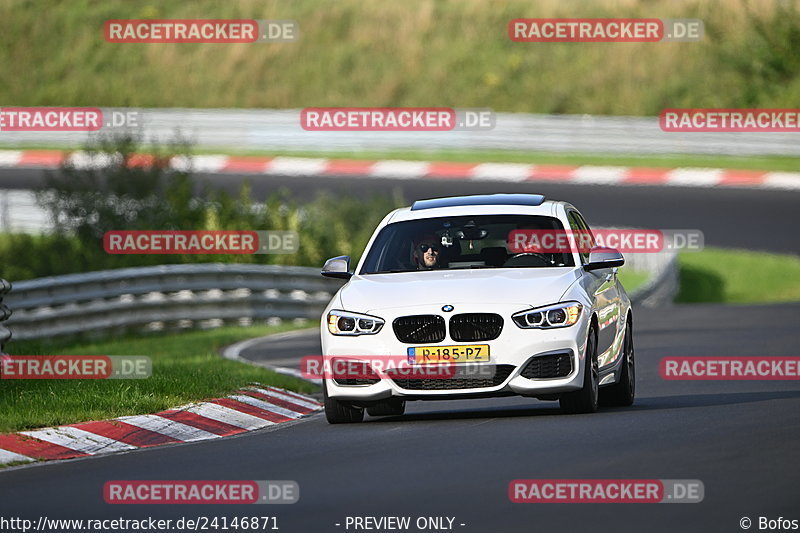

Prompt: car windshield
[{"left": 359, "top": 214, "right": 575, "bottom": 274}]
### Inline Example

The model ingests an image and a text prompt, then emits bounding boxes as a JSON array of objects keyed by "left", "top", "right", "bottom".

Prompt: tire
[
  {"left": 560, "top": 327, "right": 599, "bottom": 414},
  {"left": 323, "top": 380, "right": 364, "bottom": 424},
  {"left": 366, "top": 398, "right": 406, "bottom": 417},
  {"left": 600, "top": 318, "right": 635, "bottom": 407}
]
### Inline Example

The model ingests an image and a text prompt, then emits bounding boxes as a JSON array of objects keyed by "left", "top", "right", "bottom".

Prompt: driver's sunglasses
[{"left": 418, "top": 243, "right": 440, "bottom": 253}]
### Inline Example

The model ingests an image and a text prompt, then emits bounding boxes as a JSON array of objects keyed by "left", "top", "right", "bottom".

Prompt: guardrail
[
  {"left": 3, "top": 254, "right": 675, "bottom": 342},
  {"left": 626, "top": 251, "right": 679, "bottom": 307},
  {"left": 4, "top": 264, "right": 345, "bottom": 341},
  {"left": 0, "top": 279, "right": 11, "bottom": 353},
  {"left": 0, "top": 108, "right": 797, "bottom": 156}
]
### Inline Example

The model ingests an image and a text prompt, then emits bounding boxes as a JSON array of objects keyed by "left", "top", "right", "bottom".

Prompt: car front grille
[
  {"left": 520, "top": 352, "right": 573, "bottom": 379},
  {"left": 388, "top": 364, "right": 514, "bottom": 390},
  {"left": 393, "top": 315, "right": 446, "bottom": 344},
  {"left": 449, "top": 313, "right": 504, "bottom": 342}
]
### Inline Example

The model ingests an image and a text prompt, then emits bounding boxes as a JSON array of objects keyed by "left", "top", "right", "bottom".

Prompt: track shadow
[
  {"left": 675, "top": 264, "right": 725, "bottom": 302},
  {"left": 365, "top": 390, "right": 800, "bottom": 423},
  {"left": 368, "top": 402, "right": 562, "bottom": 423},
  {"left": 619, "top": 390, "right": 800, "bottom": 411}
]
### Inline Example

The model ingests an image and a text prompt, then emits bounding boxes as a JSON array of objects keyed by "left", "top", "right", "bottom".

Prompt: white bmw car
[{"left": 320, "top": 194, "right": 634, "bottom": 423}]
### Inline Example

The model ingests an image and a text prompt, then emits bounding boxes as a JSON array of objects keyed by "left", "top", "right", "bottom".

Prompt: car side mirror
[
  {"left": 584, "top": 246, "right": 625, "bottom": 271},
  {"left": 321, "top": 255, "right": 352, "bottom": 280}
]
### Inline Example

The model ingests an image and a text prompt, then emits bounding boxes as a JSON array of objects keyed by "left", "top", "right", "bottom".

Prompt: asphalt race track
[
  {"left": 1, "top": 170, "right": 798, "bottom": 533},
  {"left": 1, "top": 304, "right": 799, "bottom": 532},
  {"left": 1, "top": 168, "right": 799, "bottom": 253}
]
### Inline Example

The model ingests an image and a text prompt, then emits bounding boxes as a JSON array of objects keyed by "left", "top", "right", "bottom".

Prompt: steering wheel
[{"left": 504, "top": 252, "right": 551, "bottom": 267}]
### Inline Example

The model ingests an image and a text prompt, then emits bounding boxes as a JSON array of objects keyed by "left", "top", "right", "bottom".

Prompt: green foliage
[
  {"left": 0, "top": 0, "right": 798, "bottom": 114},
  {"left": 38, "top": 134, "right": 200, "bottom": 239},
  {"left": 677, "top": 248, "right": 800, "bottom": 303},
  {"left": 0, "top": 135, "right": 403, "bottom": 281},
  {"left": 0, "top": 233, "right": 87, "bottom": 281},
  {"left": 1, "top": 324, "right": 314, "bottom": 433},
  {"left": 710, "top": 1, "right": 800, "bottom": 107}
]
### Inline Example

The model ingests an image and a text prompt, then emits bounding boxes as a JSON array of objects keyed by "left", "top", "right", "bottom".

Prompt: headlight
[
  {"left": 327, "top": 310, "right": 385, "bottom": 336},
  {"left": 512, "top": 302, "right": 583, "bottom": 329}
]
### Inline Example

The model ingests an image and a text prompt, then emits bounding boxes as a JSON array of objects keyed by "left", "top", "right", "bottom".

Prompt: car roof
[
  {"left": 386, "top": 194, "right": 572, "bottom": 224},
  {"left": 411, "top": 193, "right": 545, "bottom": 211}
]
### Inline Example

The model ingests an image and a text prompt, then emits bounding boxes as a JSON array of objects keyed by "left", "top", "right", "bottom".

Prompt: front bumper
[{"left": 321, "top": 303, "right": 591, "bottom": 401}]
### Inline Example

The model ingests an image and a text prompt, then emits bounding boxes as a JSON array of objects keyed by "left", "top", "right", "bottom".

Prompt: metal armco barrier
[
  {"left": 629, "top": 252, "right": 679, "bottom": 307},
  {"left": 0, "top": 109, "right": 797, "bottom": 156},
  {"left": 0, "top": 279, "right": 11, "bottom": 353},
  {"left": 3, "top": 252, "right": 675, "bottom": 341},
  {"left": 4, "top": 264, "right": 345, "bottom": 341}
]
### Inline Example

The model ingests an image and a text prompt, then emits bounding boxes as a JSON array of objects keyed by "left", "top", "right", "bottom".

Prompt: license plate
[{"left": 407, "top": 345, "right": 490, "bottom": 364}]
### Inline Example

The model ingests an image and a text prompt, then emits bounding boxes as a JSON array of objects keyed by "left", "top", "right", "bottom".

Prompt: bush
[{"left": 0, "top": 135, "right": 403, "bottom": 280}]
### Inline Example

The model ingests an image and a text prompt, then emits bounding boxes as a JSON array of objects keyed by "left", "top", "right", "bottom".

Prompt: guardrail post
[{"left": 0, "top": 279, "right": 11, "bottom": 354}]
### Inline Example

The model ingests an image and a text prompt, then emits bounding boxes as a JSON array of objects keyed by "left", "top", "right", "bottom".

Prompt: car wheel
[
  {"left": 323, "top": 380, "right": 364, "bottom": 424},
  {"left": 600, "top": 318, "right": 635, "bottom": 407},
  {"left": 560, "top": 327, "right": 599, "bottom": 414},
  {"left": 366, "top": 398, "right": 406, "bottom": 417}
]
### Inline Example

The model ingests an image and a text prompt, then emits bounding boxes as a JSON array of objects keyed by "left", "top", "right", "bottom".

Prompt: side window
[
  {"left": 567, "top": 211, "right": 594, "bottom": 265},
  {"left": 573, "top": 211, "right": 593, "bottom": 233}
]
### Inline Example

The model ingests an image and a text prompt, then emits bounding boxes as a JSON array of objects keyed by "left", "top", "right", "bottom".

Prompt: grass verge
[
  {"left": 677, "top": 248, "right": 800, "bottom": 304},
  {"left": 618, "top": 269, "right": 650, "bottom": 293},
  {"left": 2, "top": 1, "right": 798, "bottom": 115},
  {"left": 0, "top": 323, "right": 314, "bottom": 434}
]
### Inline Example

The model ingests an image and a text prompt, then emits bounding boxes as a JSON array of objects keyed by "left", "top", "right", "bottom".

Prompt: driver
[{"left": 412, "top": 234, "right": 443, "bottom": 270}]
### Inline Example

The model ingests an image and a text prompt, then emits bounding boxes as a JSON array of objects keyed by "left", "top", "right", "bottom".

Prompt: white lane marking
[
  {"left": 266, "top": 157, "right": 328, "bottom": 175},
  {"left": 0, "top": 448, "right": 35, "bottom": 464},
  {"left": 116, "top": 414, "right": 218, "bottom": 442},
  {"left": 170, "top": 155, "right": 228, "bottom": 172},
  {"left": 0, "top": 151, "right": 23, "bottom": 167},
  {"left": 178, "top": 402, "right": 275, "bottom": 430},
  {"left": 20, "top": 427, "right": 135, "bottom": 455},
  {"left": 571, "top": 166, "right": 628, "bottom": 184},
  {"left": 664, "top": 168, "right": 723, "bottom": 187},
  {"left": 471, "top": 163, "right": 532, "bottom": 181},
  {"left": 252, "top": 387, "right": 321, "bottom": 410},
  {"left": 369, "top": 160, "right": 430, "bottom": 179},
  {"left": 762, "top": 172, "right": 800, "bottom": 190},
  {"left": 270, "top": 367, "right": 323, "bottom": 385},
  {"left": 229, "top": 394, "right": 303, "bottom": 419}
]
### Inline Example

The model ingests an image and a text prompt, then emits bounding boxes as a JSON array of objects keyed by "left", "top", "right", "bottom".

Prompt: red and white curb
[
  {"left": 1, "top": 150, "right": 798, "bottom": 190},
  {"left": 0, "top": 386, "right": 321, "bottom": 467}
]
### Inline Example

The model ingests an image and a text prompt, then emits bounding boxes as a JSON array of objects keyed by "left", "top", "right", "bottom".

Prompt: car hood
[{"left": 340, "top": 268, "right": 580, "bottom": 313}]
